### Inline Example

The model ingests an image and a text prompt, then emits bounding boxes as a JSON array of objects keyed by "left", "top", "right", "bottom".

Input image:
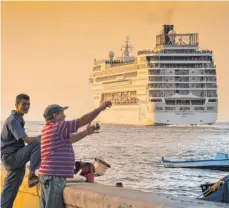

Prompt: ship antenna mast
[{"left": 121, "top": 36, "right": 132, "bottom": 57}]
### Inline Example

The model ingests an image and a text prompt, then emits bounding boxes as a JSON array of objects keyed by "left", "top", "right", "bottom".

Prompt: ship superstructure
[{"left": 89, "top": 25, "right": 218, "bottom": 125}]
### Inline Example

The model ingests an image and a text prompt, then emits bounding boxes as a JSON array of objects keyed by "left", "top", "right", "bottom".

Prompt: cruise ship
[{"left": 89, "top": 25, "right": 218, "bottom": 125}]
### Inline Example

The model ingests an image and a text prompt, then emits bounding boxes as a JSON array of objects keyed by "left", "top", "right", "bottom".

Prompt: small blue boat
[{"left": 162, "top": 153, "right": 229, "bottom": 171}]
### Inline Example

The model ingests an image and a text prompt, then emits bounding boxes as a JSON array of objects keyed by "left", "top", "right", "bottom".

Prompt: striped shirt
[{"left": 39, "top": 120, "right": 78, "bottom": 178}]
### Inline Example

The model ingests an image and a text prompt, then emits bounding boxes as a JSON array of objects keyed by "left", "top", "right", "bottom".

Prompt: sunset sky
[{"left": 1, "top": 1, "right": 229, "bottom": 121}]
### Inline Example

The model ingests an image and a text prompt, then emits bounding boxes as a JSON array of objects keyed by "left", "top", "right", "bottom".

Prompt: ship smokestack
[{"left": 163, "top": 25, "right": 174, "bottom": 45}]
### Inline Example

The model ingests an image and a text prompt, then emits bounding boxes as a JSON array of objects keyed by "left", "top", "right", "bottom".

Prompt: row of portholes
[
  {"left": 154, "top": 106, "right": 215, "bottom": 111},
  {"left": 101, "top": 98, "right": 139, "bottom": 105},
  {"left": 101, "top": 91, "right": 139, "bottom": 105}
]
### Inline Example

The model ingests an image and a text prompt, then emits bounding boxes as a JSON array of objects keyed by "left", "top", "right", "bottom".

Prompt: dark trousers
[{"left": 1, "top": 139, "right": 41, "bottom": 208}]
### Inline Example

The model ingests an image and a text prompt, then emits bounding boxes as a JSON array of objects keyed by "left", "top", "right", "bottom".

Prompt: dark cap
[{"left": 43, "top": 104, "right": 68, "bottom": 120}]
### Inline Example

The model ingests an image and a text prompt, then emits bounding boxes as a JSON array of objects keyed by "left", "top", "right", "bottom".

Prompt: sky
[{"left": 1, "top": 1, "right": 229, "bottom": 121}]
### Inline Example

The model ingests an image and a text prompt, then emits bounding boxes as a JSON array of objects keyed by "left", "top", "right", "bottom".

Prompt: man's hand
[
  {"left": 86, "top": 123, "right": 98, "bottom": 135},
  {"left": 100, "top": 101, "right": 112, "bottom": 111},
  {"left": 77, "top": 101, "right": 112, "bottom": 128},
  {"left": 70, "top": 123, "right": 99, "bottom": 143}
]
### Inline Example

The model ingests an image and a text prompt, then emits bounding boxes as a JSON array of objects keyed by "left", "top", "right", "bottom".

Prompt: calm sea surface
[{"left": 15, "top": 122, "right": 229, "bottom": 198}]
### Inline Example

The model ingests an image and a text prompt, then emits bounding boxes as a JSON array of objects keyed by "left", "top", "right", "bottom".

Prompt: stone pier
[{"left": 0, "top": 168, "right": 228, "bottom": 208}]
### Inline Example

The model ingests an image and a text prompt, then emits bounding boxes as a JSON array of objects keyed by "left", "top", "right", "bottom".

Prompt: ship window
[
  {"left": 176, "top": 100, "right": 190, "bottom": 105},
  {"left": 180, "top": 107, "right": 190, "bottom": 110},
  {"left": 208, "top": 99, "right": 217, "bottom": 102},
  {"left": 195, "top": 107, "right": 204, "bottom": 110},
  {"left": 165, "top": 107, "right": 176, "bottom": 110},
  {"left": 156, "top": 107, "right": 163, "bottom": 111},
  {"left": 151, "top": 99, "right": 162, "bottom": 102},
  {"left": 185, "top": 100, "right": 190, "bottom": 105},
  {"left": 207, "top": 107, "right": 214, "bottom": 110},
  {"left": 165, "top": 100, "right": 175, "bottom": 105},
  {"left": 191, "top": 100, "right": 205, "bottom": 105}
]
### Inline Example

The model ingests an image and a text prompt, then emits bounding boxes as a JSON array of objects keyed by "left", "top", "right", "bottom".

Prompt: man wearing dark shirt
[{"left": 1, "top": 94, "right": 41, "bottom": 208}]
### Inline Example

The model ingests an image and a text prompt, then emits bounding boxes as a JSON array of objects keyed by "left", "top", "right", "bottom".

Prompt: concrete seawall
[{"left": 1, "top": 168, "right": 228, "bottom": 208}]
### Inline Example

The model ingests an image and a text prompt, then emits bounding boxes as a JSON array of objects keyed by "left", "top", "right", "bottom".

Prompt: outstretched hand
[
  {"left": 100, "top": 101, "right": 112, "bottom": 111},
  {"left": 86, "top": 123, "right": 99, "bottom": 135}
]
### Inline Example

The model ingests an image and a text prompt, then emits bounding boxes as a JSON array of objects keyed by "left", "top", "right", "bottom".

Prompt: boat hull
[
  {"left": 199, "top": 176, "right": 229, "bottom": 203},
  {"left": 162, "top": 157, "right": 229, "bottom": 171}
]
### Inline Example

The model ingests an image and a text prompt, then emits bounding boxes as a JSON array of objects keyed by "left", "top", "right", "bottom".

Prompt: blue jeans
[
  {"left": 39, "top": 175, "right": 66, "bottom": 208},
  {"left": 1, "top": 139, "right": 41, "bottom": 208}
]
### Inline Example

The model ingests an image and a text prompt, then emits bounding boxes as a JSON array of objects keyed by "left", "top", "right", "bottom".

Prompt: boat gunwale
[{"left": 162, "top": 157, "right": 229, "bottom": 164}]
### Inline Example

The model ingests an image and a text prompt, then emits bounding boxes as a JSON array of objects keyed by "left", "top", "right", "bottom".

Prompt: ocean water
[{"left": 20, "top": 122, "right": 229, "bottom": 198}]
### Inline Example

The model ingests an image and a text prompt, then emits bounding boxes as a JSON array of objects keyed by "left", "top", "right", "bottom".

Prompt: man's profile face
[
  {"left": 53, "top": 110, "right": 66, "bottom": 121},
  {"left": 16, "top": 99, "right": 30, "bottom": 114}
]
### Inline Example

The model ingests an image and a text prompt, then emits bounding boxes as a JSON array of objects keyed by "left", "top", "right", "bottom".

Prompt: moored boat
[
  {"left": 198, "top": 175, "right": 229, "bottom": 204},
  {"left": 162, "top": 153, "right": 229, "bottom": 171}
]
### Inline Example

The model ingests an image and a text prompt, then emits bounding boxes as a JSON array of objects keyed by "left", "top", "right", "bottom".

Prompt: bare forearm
[
  {"left": 70, "top": 130, "right": 88, "bottom": 144},
  {"left": 24, "top": 135, "right": 41, "bottom": 144},
  {"left": 78, "top": 106, "right": 103, "bottom": 127}
]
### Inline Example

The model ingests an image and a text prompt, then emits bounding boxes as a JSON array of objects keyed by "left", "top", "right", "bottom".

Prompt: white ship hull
[
  {"left": 153, "top": 112, "right": 217, "bottom": 125},
  {"left": 96, "top": 105, "right": 217, "bottom": 126}
]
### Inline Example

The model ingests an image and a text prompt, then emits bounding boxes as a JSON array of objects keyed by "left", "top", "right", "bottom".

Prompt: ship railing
[
  {"left": 138, "top": 49, "right": 213, "bottom": 55},
  {"left": 148, "top": 75, "right": 216, "bottom": 80},
  {"left": 148, "top": 72, "right": 161, "bottom": 75},
  {"left": 174, "top": 85, "right": 190, "bottom": 88},
  {"left": 207, "top": 94, "right": 217, "bottom": 97},
  {"left": 175, "top": 79, "right": 189, "bottom": 82},
  {"left": 148, "top": 87, "right": 213, "bottom": 90},
  {"left": 94, "top": 59, "right": 105, "bottom": 65},
  {"left": 148, "top": 65, "right": 215, "bottom": 69},
  {"left": 149, "top": 58, "right": 212, "bottom": 61},
  {"left": 205, "top": 72, "right": 216, "bottom": 75},
  {"left": 190, "top": 85, "right": 205, "bottom": 88},
  {"left": 149, "top": 95, "right": 164, "bottom": 97},
  {"left": 206, "top": 84, "right": 217, "bottom": 88},
  {"left": 149, "top": 67, "right": 216, "bottom": 69},
  {"left": 161, "top": 44, "right": 199, "bottom": 48},
  {"left": 175, "top": 73, "right": 189, "bottom": 75},
  {"left": 149, "top": 60, "right": 212, "bottom": 63},
  {"left": 206, "top": 78, "right": 216, "bottom": 82},
  {"left": 148, "top": 80, "right": 216, "bottom": 84}
]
